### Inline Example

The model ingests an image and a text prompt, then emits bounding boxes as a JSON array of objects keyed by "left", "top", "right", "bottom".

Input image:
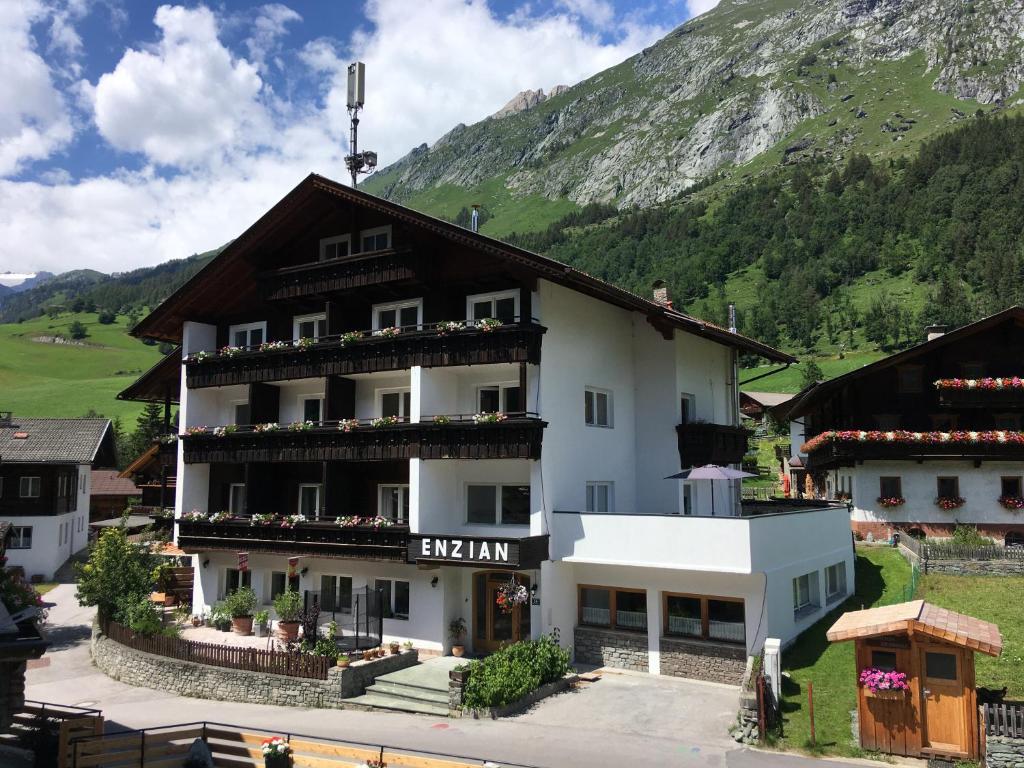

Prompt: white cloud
[
  {"left": 556, "top": 0, "right": 615, "bottom": 28},
  {"left": 686, "top": 0, "right": 720, "bottom": 16},
  {"left": 246, "top": 4, "right": 303, "bottom": 73},
  {"left": 92, "top": 5, "right": 269, "bottom": 167},
  {"left": 0, "top": 0, "right": 74, "bottom": 177}
]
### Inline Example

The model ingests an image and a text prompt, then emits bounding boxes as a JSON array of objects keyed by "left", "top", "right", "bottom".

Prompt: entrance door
[
  {"left": 474, "top": 572, "right": 531, "bottom": 654},
  {"left": 919, "top": 645, "right": 968, "bottom": 758}
]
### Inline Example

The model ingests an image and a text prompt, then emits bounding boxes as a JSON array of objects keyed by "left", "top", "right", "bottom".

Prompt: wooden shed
[{"left": 826, "top": 600, "right": 1002, "bottom": 761}]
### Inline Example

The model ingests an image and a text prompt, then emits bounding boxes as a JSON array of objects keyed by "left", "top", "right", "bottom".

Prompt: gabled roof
[
  {"left": 117, "top": 350, "right": 181, "bottom": 404},
  {"left": 90, "top": 470, "right": 139, "bottom": 497},
  {"left": 120, "top": 444, "right": 159, "bottom": 477},
  {"left": 782, "top": 306, "right": 1024, "bottom": 420},
  {"left": 741, "top": 391, "right": 794, "bottom": 408},
  {"left": 0, "top": 417, "right": 114, "bottom": 466},
  {"left": 131, "top": 173, "right": 794, "bottom": 364},
  {"left": 826, "top": 600, "right": 1002, "bottom": 657}
]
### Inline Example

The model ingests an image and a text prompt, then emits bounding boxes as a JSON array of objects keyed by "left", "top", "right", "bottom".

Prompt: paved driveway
[{"left": 26, "top": 584, "right": 867, "bottom": 768}]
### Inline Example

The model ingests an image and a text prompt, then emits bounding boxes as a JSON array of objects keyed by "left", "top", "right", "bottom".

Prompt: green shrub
[
  {"left": 273, "top": 588, "right": 303, "bottom": 622},
  {"left": 462, "top": 635, "right": 571, "bottom": 709},
  {"left": 222, "top": 586, "right": 258, "bottom": 618},
  {"left": 120, "top": 597, "right": 163, "bottom": 636},
  {"left": 951, "top": 524, "right": 991, "bottom": 548},
  {"left": 302, "top": 636, "right": 339, "bottom": 659},
  {"left": 76, "top": 527, "right": 158, "bottom": 622}
]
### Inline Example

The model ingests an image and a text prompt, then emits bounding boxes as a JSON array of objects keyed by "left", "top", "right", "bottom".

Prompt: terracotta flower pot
[
  {"left": 451, "top": 645, "right": 465, "bottom": 657},
  {"left": 277, "top": 621, "right": 300, "bottom": 642},
  {"left": 191, "top": 617, "right": 202, "bottom": 627},
  {"left": 389, "top": 643, "right": 400, "bottom": 655},
  {"left": 337, "top": 658, "right": 350, "bottom": 668},
  {"left": 231, "top": 616, "right": 253, "bottom": 635}
]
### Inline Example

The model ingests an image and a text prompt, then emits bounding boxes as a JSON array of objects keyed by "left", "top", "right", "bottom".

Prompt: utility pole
[{"left": 344, "top": 62, "right": 377, "bottom": 188}]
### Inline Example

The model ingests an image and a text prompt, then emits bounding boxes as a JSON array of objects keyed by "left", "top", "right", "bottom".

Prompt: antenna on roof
[{"left": 344, "top": 62, "right": 377, "bottom": 188}]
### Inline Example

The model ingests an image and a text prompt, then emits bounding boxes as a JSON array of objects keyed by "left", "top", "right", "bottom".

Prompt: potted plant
[
  {"left": 224, "top": 586, "right": 258, "bottom": 635},
  {"left": 254, "top": 609, "right": 270, "bottom": 638},
  {"left": 261, "top": 737, "right": 291, "bottom": 768},
  {"left": 449, "top": 617, "right": 467, "bottom": 657},
  {"left": 389, "top": 640, "right": 401, "bottom": 655},
  {"left": 402, "top": 640, "right": 413, "bottom": 652},
  {"left": 274, "top": 589, "right": 303, "bottom": 642},
  {"left": 191, "top": 614, "right": 203, "bottom": 628},
  {"left": 337, "top": 653, "right": 350, "bottom": 668}
]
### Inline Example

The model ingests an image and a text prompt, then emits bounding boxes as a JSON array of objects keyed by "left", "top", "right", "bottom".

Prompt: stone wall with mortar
[
  {"left": 925, "top": 559, "right": 1024, "bottom": 576},
  {"left": 574, "top": 626, "right": 649, "bottom": 672},
  {"left": 91, "top": 625, "right": 417, "bottom": 708},
  {"left": 986, "top": 735, "right": 1024, "bottom": 767},
  {"left": 659, "top": 637, "right": 746, "bottom": 684}
]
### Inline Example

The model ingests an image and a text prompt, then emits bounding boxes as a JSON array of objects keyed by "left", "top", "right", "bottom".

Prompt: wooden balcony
[
  {"left": 185, "top": 322, "right": 545, "bottom": 389},
  {"left": 258, "top": 248, "right": 424, "bottom": 300},
  {"left": 181, "top": 416, "right": 546, "bottom": 464},
  {"left": 805, "top": 437, "right": 1024, "bottom": 470},
  {"left": 676, "top": 422, "right": 749, "bottom": 468},
  {"left": 177, "top": 519, "right": 409, "bottom": 561},
  {"left": 939, "top": 388, "right": 1024, "bottom": 409}
]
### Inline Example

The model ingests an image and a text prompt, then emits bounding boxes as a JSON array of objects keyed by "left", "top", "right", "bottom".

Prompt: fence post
[
  {"left": 763, "top": 638, "right": 782, "bottom": 705},
  {"left": 808, "top": 681, "right": 816, "bottom": 747}
]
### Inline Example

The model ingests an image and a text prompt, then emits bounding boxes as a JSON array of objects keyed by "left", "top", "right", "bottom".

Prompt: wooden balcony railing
[
  {"left": 177, "top": 518, "right": 409, "bottom": 561},
  {"left": 258, "top": 248, "right": 424, "bottom": 300},
  {"left": 938, "top": 388, "right": 1024, "bottom": 408},
  {"left": 184, "top": 322, "right": 545, "bottom": 388},
  {"left": 181, "top": 415, "right": 546, "bottom": 464},
  {"left": 676, "top": 422, "right": 750, "bottom": 468},
  {"left": 805, "top": 435, "right": 1024, "bottom": 470}
]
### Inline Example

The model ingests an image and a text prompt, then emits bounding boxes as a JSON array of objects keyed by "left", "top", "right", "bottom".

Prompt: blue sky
[{"left": 0, "top": 0, "right": 715, "bottom": 276}]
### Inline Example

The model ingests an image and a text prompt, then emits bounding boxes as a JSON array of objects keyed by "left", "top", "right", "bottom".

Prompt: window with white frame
[
  {"left": 320, "top": 234, "right": 350, "bottom": 261},
  {"left": 224, "top": 568, "right": 251, "bottom": 597},
  {"left": 298, "top": 484, "right": 322, "bottom": 518},
  {"left": 584, "top": 388, "right": 612, "bottom": 428},
  {"left": 477, "top": 384, "right": 522, "bottom": 414},
  {"left": 466, "top": 289, "right": 519, "bottom": 324},
  {"left": 360, "top": 226, "right": 392, "bottom": 253},
  {"left": 19, "top": 476, "right": 40, "bottom": 498},
  {"left": 792, "top": 571, "right": 820, "bottom": 614},
  {"left": 825, "top": 562, "right": 847, "bottom": 602},
  {"left": 302, "top": 396, "right": 324, "bottom": 424},
  {"left": 682, "top": 483, "right": 693, "bottom": 516},
  {"left": 379, "top": 485, "right": 409, "bottom": 522},
  {"left": 228, "top": 483, "right": 246, "bottom": 516},
  {"left": 378, "top": 389, "right": 411, "bottom": 420},
  {"left": 586, "top": 482, "right": 614, "bottom": 513},
  {"left": 375, "top": 578, "right": 409, "bottom": 620},
  {"left": 229, "top": 321, "right": 266, "bottom": 349},
  {"left": 466, "top": 484, "right": 530, "bottom": 525},
  {"left": 680, "top": 393, "right": 696, "bottom": 424},
  {"left": 293, "top": 313, "right": 327, "bottom": 341},
  {"left": 373, "top": 299, "right": 421, "bottom": 331},
  {"left": 319, "top": 574, "right": 353, "bottom": 613}
]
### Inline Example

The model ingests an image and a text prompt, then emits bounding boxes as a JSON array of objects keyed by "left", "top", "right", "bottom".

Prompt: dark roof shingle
[{"left": 0, "top": 418, "right": 111, "bottom": 465}]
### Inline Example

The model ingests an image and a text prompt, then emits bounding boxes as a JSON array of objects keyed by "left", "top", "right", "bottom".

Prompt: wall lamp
[
  {"left": 431, "top": 576, "right": 439, "bottom": 588},
  {"left": 530, "top": 584, "right": 538, "bottom": 597},
  {"left": 300, "top": 567, "right": 309, "bottom": 576},
  {"left": 202, "top": 559, "right": 209, "bottom": 569}
]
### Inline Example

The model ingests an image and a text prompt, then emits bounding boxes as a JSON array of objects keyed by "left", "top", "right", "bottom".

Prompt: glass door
[{"left": 474, "top": 572, "right": 531, "bottom": 653}]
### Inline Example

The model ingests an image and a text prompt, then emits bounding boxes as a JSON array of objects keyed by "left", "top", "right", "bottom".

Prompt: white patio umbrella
[{"left": 665, "top": 464, "right": 757, "bottom": 516}]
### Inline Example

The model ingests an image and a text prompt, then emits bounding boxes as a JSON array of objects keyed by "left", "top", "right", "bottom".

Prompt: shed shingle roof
[
  {"left": 0, "top": 417, "right": 111, "bottom": 465},
  {"left": 90, "top": 470, "right": 139, "bottom": 496}
]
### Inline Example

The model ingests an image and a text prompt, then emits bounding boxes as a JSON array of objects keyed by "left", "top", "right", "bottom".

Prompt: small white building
[
  {"left": 127, "top": 175, "right": 855, "bottom": 684},
  {"left": 0, "top": 413, "right": 115, "bottom": 580}
]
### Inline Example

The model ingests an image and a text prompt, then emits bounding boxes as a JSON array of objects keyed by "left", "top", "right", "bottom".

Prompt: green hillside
[{"left": 0, "top": 312, "right": 165, "bottom": 422}]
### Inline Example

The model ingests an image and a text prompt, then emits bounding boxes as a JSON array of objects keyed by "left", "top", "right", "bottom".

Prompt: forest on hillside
[{"left": 507, "top": 113, "right": 1024, "bottom": 355}]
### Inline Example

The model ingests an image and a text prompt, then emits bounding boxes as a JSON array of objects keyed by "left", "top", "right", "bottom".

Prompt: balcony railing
[
  {"left": 804, "top": 430, "right": 1024, "bottom": 470},
  {"left": 258, "top": 248, "right": 424, "bottom": 300},
  {"left": 939, "top": 388, "right": 1024, "bottom": 408},
  {"left": 676, "top": 422, "right": 749, "bottom": 468},
  {"left": 184, "top": 321, "right": 545, "bottom": 388},
  {"left": 177, "top": 518, "right": 409, "bottom": 561},
  {"left": 181, "top": 414, "right": 546, "bottom": 464}
]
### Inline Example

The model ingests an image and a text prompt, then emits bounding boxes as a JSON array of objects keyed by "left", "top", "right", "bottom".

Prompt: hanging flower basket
[
  {"left": 495, "top": 576, "right": 528, "bottom": 615},
  {"left": 935, "top": 496, "right": 966, "bottom": 510}
]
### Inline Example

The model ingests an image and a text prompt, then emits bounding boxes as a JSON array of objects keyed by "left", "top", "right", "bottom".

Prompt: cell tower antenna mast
[{"left": 345, "top": 62, "right": 377, "bottom": 188}]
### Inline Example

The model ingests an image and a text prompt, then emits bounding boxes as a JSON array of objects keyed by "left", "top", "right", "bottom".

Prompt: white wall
[{"left": 416, "top": 459, "right": 531, "bottom": 537}]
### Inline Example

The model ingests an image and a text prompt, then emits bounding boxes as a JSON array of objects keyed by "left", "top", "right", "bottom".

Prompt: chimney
[
  {"left": 925, "top": 324, "right": 947, "bottom": 342},
  {"left": 652, "top": 279, "right": 672, "bottom": 308},
  {"left": 471, "top": 204, "right": 480, "bottom": 233},
  {"left": 728, "top": 303, "right": 737, "bottom": 334}
]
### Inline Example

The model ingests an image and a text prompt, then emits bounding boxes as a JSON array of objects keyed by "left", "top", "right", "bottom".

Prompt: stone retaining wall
[
  {"left": 926, "top": 559, "right": 1024, "bottom": 576},
  {"left": 660, "top": 636, "right": 746, "bottom": 685},
  {"left": 574, "top": 626, "right": 648, "bottom": 672},
  {"left": 986, "top": 735, "right": 1024, "bottom": 767},
  {"left": 91, "top": 625, "right": 417, "bottom": 708}
]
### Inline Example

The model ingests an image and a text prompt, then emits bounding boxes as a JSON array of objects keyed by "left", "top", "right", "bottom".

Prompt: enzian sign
[{"left": 407, "top": 534, "right": 549, "bottom": 569}]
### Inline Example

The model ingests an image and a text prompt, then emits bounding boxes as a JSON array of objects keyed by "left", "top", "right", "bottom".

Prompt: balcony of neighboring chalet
[
  {"left": 180, "top": 413, "right": 546, "bottom": 464},
  {"left": 676, "top": 422, "right": 750, "bottom": 468},
  {"left": 936, "top": 377, "right": 1024, "bottom": 409},
  {"left": 802, "top": 428, "right": 1024, "bottom": 470},
  {"left": 184, "top": 320, "right": 546, "bottom": 389}
]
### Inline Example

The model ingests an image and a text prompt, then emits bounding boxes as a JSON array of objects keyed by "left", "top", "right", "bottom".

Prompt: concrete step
[
  {"left": 349, "top": 693, "right": 450, "bottom": 717},
  {"left": 365, "top": 680, "right": 449, "bottom": 705}
]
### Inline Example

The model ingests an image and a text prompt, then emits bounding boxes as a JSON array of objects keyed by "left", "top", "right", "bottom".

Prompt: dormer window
[
  {"left": 896, "top": 365, "right": 922, "bottom": 394},
  {"left": 467, "top": 289, "right": 519, "bottom": 324},
  {"left": 360, "top": 226, "right": 391, "bottom": 253},
  {"left": 320, "top": 234, "right": 351, "bottom": 261}
]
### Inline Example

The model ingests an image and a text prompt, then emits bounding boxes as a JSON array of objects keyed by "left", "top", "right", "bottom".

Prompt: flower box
[{"left": 935, "top": 496, "right": 966, "bottom": 511}]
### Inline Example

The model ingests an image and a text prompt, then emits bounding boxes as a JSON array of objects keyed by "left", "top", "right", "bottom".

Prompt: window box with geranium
[
  {"left": 999, "top": 495, "right": 1024, "bottom": 511},
  {"left": 374, "top": 326, "right": 401, "bottom": 338},
  {"left": 253, "top": 422, "right": 279, "bottom": 433},
  {"left": 294, "top": 336, "right": 315, "bottom": 350},
  {"left": 339, "top": 331, "right": 363, "bottom": 346},
  {"left": 288, "top": 420, "right": 314, "bottom": 432},
  {"left": 859, "top": 667, "right": 909, "bottom": 697},
  {"left": 936, "top": 496, "right": 966, "bottom": 510},
  {"left": 261, "top": 736, "right": 291, "bottom": 768},
  {"left": 186, "top": 425, "right": 209, "bottom": 436},
  {"left": 183, "top": 509, "right": 207, "bottom": 522},
  {"left": 337, "top": 418, "right": 359, "bottom": 432},
  {"left": 250, "top": 513, "right": 277, "bottom": 526},
  {"left": 475, "top": 317, "right": 503, "bottom": 332},
  {"left": 280, "top": 514, "right": 307, "bottom": 529},
  {"left": 436, "top": 320, "right": 464, "bottom": 336},
  {"left": 877, "top": 497, "right": 905, "bottom": 508},
  {"left": 220, "top": 345, "right": 243, "bottom": 358},
  {"left": 371, "top": 415, "right": 400, "bottom": 428},
  {"left": 473, "top": 412, "right": 508, "bottom": 424}
]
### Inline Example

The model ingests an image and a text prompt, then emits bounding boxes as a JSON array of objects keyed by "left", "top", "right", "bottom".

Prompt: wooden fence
[
  {"left": 70, "top": 721, "right": 542, "bottom": 768},
  {"left": 101, "top": 620, "right": 330, "bottom": 680},
  {"left": 924, "top": 542, "right": 1024, "bottom": 561},
  {"left": 8, "top": 700, "right": 104, "bottom": 768},
  {"left": 982, "top": 702, "right": 1024, "bottom": 738}
]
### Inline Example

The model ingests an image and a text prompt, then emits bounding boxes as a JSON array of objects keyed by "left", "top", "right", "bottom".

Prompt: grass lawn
[
  {"left": 34, "top": 583, "right": 59, "bottom": 595},
  {"left": 777, "top": 547, "right": 912, "bottom": 756}
]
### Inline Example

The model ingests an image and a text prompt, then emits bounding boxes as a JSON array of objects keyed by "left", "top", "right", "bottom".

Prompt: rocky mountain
[
  {"left": 492, "top": 85, "right": 570, "bottom": 118},
  {"left": 363, "top": 0, "right": 1024, "bottom": 229}
]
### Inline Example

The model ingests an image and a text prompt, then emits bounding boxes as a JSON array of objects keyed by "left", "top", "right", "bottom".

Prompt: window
[
  {"left": 375, "top": 578, "right": 409, "bottom": 620},
  {"left": 925, "top": 651, "right": 958, "bottom": 681},
  {"left": 585, "top": 482, "right": 613, "bottom": 513},
  {"left": 792, "top": 571, "right": 819, "bottom": 615},
  {"left": 319, "top": 234, "right": 350, "bottom": 261},
  {"left": 871, "top": 650, "right": 898, "bottom": 672},
  {"left": 466, "top": 484, "right": 530, "bottom": 525},
  {"left": 879, "top": 476, "right": 902, "bottom": 500},
  {"left": 373, "top": 299, "right": 421, "bottom": 330},
  {"left": 825, "top": 562, "right": 847, "bottom": 602},
  {"left": 293, "top": 313, "right": 327, "bottom": 341},
  {"left": 233, "top": 402, "right": 251, "bottom": 426},
  {"left": 229, "top": 321, "right": 266, "bottom": 349},
  {"left": 270, "top": 571, "right": 300, "bottom": 601},
  {"left": 360, "top": 226, "right": 391, "bottom": 253},
  {"left": 19, "top": 476, "right": 40, "bottom": 499},
  {"left": 378, "top": 389, "right": 411, "bottom": 420},
  {"left": 896, "top": 366, "right": 922, "bottom": 394},
  {"left": 318, "top": 575, "right": 352, "bottom": 613},
  {"left": 578, "top": 586, "right": 647, "bottom": 632},
  {"left": 584, "top": 388, "right": 612, "bottom": 428},
  {"left": 664, "top": 594, "right": 746, "bottom": 644},
  {"left": 477, "top": 384, "right": 521, "bottom": 414},
  {"left": 937, "top": 476, "right": 959, "bottom": 499},
  {"left": 224, "top": 568, "right": 251, "bottom": 597},
  {"left": 1002, "top": 477, "right": 1022, "bottom": 499},
  {"left": 680, "top": 393, "right": 696, "bottom": 424},
  {"left": 302, "top": 397, "right": 324, "bottom": 424},
  {"left": 682, "top": 483, "right": 693, "bottom": 516},
  {"left": 466, "top": 290, "right": 519, "bottom": 324},
  {"left": 228, "top": 483, "right": 246, "bottom": 516},
  {"left": 931, "top": 413, "right": 958, "bottom": 430},
  {"left": 379, "top": 485, "right": 409, "bottom": 522},
  {"left": 298, "top": 484, "right": 322, "bottom": 518}
]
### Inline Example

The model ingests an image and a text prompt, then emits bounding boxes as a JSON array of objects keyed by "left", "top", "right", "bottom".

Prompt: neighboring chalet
[
  {"left": 126, "top": 174, "right": 854, "bottom": 682},
  {"left": 739, "top": 391, "right": 793, "bottom": 425},
  {"left": 780, "top": 308, "right": 1024, "bottom": 543},
  {"left": 89, "top": 470, "right": 139, "bottom": 522}
]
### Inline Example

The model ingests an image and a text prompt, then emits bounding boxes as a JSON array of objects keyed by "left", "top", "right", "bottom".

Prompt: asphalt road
[{"left": 26, "top": 584, "right": 870, "bottom": 768}]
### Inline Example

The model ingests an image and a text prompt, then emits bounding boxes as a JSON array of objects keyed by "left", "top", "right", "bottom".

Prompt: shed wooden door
[{"left": 919, "top": 645, "right": 968, "bottom": 758}]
